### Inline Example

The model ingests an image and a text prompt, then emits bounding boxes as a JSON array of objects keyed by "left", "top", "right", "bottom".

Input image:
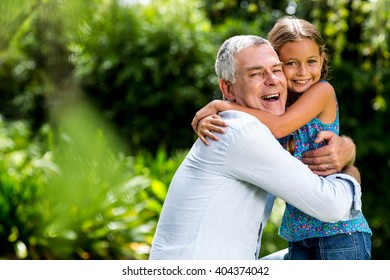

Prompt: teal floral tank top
[{"left": 278, "top": 84, "right": 372, "bottom": 242}]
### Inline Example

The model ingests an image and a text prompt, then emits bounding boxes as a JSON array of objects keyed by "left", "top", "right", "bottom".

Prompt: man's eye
[
  {"left": 308, "top": 60, "right": 318, "bottom": 64},
  {"left": 250, "top": 72, "right": 264, "bottom": 77}
]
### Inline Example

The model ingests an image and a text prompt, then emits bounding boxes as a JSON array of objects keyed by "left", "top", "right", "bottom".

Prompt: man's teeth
[{"left": 262, "top": 94, "right": 279, "bottom": 100}]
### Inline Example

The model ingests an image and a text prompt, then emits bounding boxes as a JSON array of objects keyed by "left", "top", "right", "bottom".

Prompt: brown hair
[{"left": 267, "top": 16, "right": 329, "bottom": 80}]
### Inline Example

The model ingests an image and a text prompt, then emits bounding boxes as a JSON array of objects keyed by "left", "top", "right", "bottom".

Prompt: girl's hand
[
  {"left": 196, "top": 114, "right": 228, "bottom": 146},
  {"left": 191, "top": 100, "right": 228, "bottom": 133}
]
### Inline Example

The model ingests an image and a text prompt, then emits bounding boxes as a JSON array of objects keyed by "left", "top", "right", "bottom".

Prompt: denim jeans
[{"left": 285, "top": 232, "right": 371, "bottom": 260}]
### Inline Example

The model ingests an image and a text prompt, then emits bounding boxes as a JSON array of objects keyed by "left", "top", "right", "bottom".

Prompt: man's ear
[{"left": 219, "top": 79, "right": 235, "bottom": 101}]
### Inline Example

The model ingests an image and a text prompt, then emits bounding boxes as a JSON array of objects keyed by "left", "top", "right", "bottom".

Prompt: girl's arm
[
  {"left": 192, "top": 81, "right": 336, "bottom": 138},
  {"left": 191, "top": 100, "right": 232, "bottom": 132}
]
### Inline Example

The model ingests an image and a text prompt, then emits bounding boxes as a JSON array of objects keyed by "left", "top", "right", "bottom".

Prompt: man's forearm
[{"left": 342, "top": 165, "right": 361, "bottom": 184}]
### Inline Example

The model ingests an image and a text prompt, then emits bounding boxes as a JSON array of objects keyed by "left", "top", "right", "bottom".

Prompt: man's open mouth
[{"left": 262, "top": 94, "right": 280, "bottom": 101}]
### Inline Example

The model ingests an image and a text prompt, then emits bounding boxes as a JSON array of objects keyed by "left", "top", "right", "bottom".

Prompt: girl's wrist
[{"left": 210, "top": 100, "right": 227, "bottom": 112}]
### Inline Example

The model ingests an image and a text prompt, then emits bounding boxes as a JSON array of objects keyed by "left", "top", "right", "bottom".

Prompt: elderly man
[{"left": 149, "top": 35, "right": 361, "bottom": 260}]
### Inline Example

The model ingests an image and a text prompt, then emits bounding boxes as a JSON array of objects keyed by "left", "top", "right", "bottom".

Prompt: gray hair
[{"left": 215, "top": 35, "right": 271, "bottom": 84}]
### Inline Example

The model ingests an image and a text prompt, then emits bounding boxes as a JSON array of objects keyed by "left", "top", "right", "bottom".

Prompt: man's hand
[{"left": 301, "top": 131, "right": 356, "bottom": 176}]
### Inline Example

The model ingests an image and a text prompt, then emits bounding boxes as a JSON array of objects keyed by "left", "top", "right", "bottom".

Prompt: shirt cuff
[{"left": 327, "top": 173, "right": 362, "bottom": 218}]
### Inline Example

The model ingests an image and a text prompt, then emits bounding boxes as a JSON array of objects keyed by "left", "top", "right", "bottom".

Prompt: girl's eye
[{"left": 285, "top": 61, "right": 297, "bottom": 67}]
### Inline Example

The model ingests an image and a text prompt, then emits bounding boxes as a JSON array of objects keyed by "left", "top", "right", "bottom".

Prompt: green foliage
[
  {"left": 0, "top": 0, "right": 390, "bottom": 259},
  {"left": 72, "top": 0, "right": 217, "bottom": 154},
  {"left": 0, "top": 116, "right": 49, "bottom": 259},
  {"left": 41, "top": 100, "right": 138, "bottom": 259},
  {"left": 0, "top": 96, "right": 185, "bottom": 259}
]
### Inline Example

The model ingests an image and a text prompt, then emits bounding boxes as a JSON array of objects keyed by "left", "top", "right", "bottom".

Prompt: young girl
[{"left": 192, "top": 16, "right": 372, "bottom": 260}]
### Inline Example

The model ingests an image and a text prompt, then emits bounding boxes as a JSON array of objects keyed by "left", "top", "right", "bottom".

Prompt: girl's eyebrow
[{"left": 285, "top": 55, "right": 320, "bottom": 60}]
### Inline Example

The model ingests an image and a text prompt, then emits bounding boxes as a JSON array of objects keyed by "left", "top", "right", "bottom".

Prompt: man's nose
[{"left": 265, "top": 72, "right": 279, "bottom": 86}]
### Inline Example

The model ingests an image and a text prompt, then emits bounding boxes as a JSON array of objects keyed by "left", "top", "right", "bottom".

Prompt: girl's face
[{"left": 277, "top": 38, "right": 325, "bottom": 95}]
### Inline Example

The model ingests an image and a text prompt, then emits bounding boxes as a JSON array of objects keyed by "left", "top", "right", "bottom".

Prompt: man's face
[{"left": 227, "top": 44, "right": 287, "bottom": 115}]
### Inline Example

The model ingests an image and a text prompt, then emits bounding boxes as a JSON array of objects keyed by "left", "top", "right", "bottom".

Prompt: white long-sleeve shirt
[{"left": 149, "top": 110, "right": 361, "bottom": 260}]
